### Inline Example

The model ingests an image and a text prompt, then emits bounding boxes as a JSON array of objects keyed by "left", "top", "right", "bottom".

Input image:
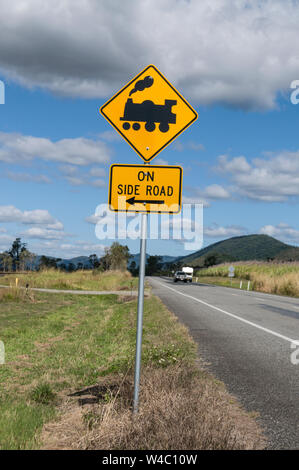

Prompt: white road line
[{"left": 158, "top": 281, "right": 296, "bottom": 345}]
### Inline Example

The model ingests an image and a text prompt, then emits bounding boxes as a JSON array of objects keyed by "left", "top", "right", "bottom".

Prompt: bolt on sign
[
  {"left": 100, "top": 65, "right": 198, "bottom": 162},
  {"left": 109, "top": 164, "right": 182, "bottom": 213}
]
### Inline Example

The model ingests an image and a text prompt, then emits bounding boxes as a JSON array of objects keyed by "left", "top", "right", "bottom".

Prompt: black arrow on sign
[{"left": 127, "top": 196, "right": 165, "bottom": 205}]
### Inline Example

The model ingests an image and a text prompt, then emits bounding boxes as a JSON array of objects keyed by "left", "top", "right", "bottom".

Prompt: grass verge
[
  {"left": 0, "top": 268, "right": 138, "bottom": 291},
  {"left": 0, "top": 284, "right": 265, "bottom": 450},
  {"left": 195, "top": 262, "right": 299, "bottom": 297}
]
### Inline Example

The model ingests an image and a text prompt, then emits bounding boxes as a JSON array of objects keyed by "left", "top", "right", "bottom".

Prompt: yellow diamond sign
[{"left": 100, "top": 65, "right": 198, "bottom": 162}]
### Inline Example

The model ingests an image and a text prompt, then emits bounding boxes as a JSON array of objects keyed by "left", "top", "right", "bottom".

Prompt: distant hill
[{"left": 175, "top": 234, "right": 297, "bottom": 267}]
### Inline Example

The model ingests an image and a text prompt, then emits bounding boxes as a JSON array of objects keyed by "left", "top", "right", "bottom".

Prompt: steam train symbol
[{"left": 120, "top": 98, "right": 177, "bottom": 133}]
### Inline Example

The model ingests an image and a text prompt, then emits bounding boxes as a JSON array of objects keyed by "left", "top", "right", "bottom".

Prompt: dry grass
[
  {"left": 197, "top": 262, "right": 299, "bottom": 297},
  {"left": 0, "top": 287, "right": 35, "bottom": 302},
  {"left": 0, "top": 269, "right": 138, "bottom": 292},
  {"left": 251, "top": 272, "right": 299, "bottom": 297},
  {"left": 41, "top": 366, "right": 265, "bottom": 450}
]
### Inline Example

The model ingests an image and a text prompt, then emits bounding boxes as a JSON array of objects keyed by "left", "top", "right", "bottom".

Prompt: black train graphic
[{"left": 120, "top": 98, "right": 177, "bottom": 133}]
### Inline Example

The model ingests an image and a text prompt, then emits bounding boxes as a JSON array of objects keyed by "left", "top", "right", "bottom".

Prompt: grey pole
[{"left": 133, "top": 211, "right": 148, "bottom": 414}]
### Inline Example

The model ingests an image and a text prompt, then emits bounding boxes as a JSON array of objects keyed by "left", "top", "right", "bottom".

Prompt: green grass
[
  {"left": 0, "top": 269, "right": 139, "bottom": 291},
  {"left": 196, "top": 275, "right": 252, "bottom": 290},
  {"left": 0, "top": 289, "right": 195, "bottom": 449}
]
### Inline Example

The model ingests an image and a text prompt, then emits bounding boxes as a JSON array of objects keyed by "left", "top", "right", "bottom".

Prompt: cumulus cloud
[
  {"left": 98, "top": 131, "right": 122, "bottom": 143},
  {"left": 21, "top": 227, "right": 69, "bottom": 240},
  {"left": 5, "top": 171, "right": 51, "bottom": 184},
  {"left": 172, "top": 141, "right": 205, "bottom": 152},
  {"left": 0, "top": 206, "right": 63, "bottom": 230},
  {"left": 89, "top": 167, "right": 106, "bottom": 178},
  {"left": 0, "top": 132, "right": 110, "bottom": 166},
  {"left": 217, "top": 151, "right": 299, "bottom": 202},
  {"left": 30, "top": 240, "right": 106, "bottom": 258},
  {"left": 0, "top": 1, "right": 298, "bottom": 109},
  {"left": 184, "top": 183, "right": 231, "bottom": 206},
  {"left": 0, "top": 233, "right": 14, "bottom": 242},
  {"left": 154, "top": 158, "right": 169, "bottom": 166},
  {"left": 204, "top": 224, "right": 247, "bottom": 238},
  {"left": 59, "top": 165, "right": 78, "bottom": 176},
  {"left": 65, "top": 175, "right": 106, "bottom": 188},
  {"left": 260, "top": 223, "right": 299, "bottom": 244}
]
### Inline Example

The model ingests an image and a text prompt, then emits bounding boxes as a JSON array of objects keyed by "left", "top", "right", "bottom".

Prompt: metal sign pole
[{"left": 133, "top": 210, "right": 148, "bottom": 414}]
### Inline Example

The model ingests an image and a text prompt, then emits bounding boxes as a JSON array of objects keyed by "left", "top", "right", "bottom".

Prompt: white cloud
[
  {"left": 201, "top": 184, "right": 231, "bottom": 200},
  {"left": 30, "top": 240, "right": 106, "bottom": 258},
  {"left": 65, "top": 174, "right": 106, "bottom": 188},
  {"left": 172, "top": 141, "right": 205, "bottom": 152},
  {"left": 0, "top": 206, "right": 63, "bottom": 230},
  {"left": 98, "top": 131, "right": 122, "bottom": 143},
  {"left": 89, "top": 167, "right": 106, "bottom": 178},
  {"left": 91, "top": 179, "right": 106, "bottom": 188},
  {"left": 217, "top": 151, "right": 299, "bottom": 202},
  {"left": 260, "top": 223, "right": 299, "bottom": 244},
  {"left": 204, "top": 224, "right": 247, "bottom": 238},
  {"left": 65, "top": 176, "right": 86, "bottom": 186},
  {"left": 184, "top": 184, "right": 231, "bottom": 206},
  {"left": 182, "top": 195, "right": 210, "bottom": 208},
  {"left": 0, "top": 132, "right": 110, "bottom": 166},
  {"left": 154, "top": 158, "right": 169, "bottom": 166},
  {"left": 21, "top": 227, "right": 69, "bottom": 240},
  {"left": 0, "top": 1, "right": 298, "bottom": 109},
  {"left": 59, "top": 165, "right": 78, "bottom": 176},
  {"left": 0, "top": 233, "right": 14, "bottom": 242},
  {"left": 5, "top": 171, "right": 51, "bottom": 183}
]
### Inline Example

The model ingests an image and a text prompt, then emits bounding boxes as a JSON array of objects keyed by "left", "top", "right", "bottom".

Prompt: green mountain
[{"left": 175, "top": 234, "right": 298, "bottom": 267}]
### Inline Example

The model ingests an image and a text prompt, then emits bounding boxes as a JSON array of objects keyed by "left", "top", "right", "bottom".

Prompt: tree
[
  {"left": 89, "top": 254, "right": 100, "bottom": 269},
  {"left": 0, "top": 252, "right": 13, "bottom": 272},
  {"left": 9, "top": 238, "right": 27, "bottom": 271},
  {"left": 146, "top": 255, "right": 162, "bottom": 276},
  {"left": 204, "top": 254, "right": 217, "bottom": 268},
  {"left": 128, "top": 260, "right": 138, "bottom": 276},
  {"left": 19, "top": 249, "right": 32, "bottom": 271},
  {"left": 39, "top": 256, "right": 59, "bottom": 270},
  {"left": 100, "top": 243, "right": 131, "bottom": 271},
  {"left": 68, "top": 262, "right": 76, "bottom": 272}
]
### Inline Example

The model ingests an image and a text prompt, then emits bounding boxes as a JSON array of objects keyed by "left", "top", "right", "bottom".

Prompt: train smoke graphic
[{"left": 129, "top": 76, "right": 154, "bottom": 96}]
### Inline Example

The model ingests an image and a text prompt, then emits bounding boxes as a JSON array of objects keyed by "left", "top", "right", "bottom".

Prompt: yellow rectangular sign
[{"left": 109, "top": 164, "right": 183, "bottom": 213}]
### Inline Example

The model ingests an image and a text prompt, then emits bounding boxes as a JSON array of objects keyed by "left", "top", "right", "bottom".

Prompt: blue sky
[{"left": 0, "top": 0, "right": 299, "bottom": 259}]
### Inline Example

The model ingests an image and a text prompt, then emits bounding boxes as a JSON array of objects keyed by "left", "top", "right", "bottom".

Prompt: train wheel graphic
[
  {"left": 123, "top": 122, "right": 130, "bottom": 130},
  {"left": 159, "top": 122, "right": 169, "bottom": 133},
  {"left": 145, "top": 122, "right": 155, "bottom": 132}
]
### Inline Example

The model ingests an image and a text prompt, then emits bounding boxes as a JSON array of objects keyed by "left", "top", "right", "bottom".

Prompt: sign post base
[{"left": 133, "top": 212, "right": 148, "bottom": 414}]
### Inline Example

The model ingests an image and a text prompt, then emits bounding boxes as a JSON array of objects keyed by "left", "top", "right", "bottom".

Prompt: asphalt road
[{"left": 149, "top": 276, "right": 299, "bottom": 449}]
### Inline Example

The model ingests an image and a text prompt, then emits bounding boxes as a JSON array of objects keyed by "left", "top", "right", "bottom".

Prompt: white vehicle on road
[
  {"left": 173, "top": 267, "right": 193, "bottom": 283},
  {"left": 182, "top": 267, "right": 193, "bottom": 283}
]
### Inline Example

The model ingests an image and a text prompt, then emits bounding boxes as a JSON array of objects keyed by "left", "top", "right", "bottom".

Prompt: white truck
[{"left": 182, "top": 267, "right": 193, "bottom": 282}]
